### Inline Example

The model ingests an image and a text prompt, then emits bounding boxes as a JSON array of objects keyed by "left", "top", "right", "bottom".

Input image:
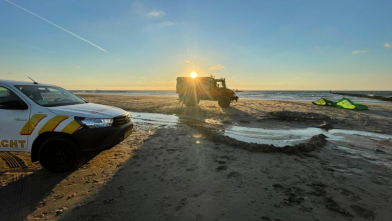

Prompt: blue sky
[{"left": 1, "top": 0, "right": 391, "bottom": 90}]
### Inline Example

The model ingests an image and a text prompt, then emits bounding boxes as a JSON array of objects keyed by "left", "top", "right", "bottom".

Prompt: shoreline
[{"left": 76, "top": 93, "right": 391, "bottom": 104}]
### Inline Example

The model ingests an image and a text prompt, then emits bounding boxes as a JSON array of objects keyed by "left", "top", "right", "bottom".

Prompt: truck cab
[
  {"left": 176, "top": 76, "right": 238, "bottom": 107},
  {"left": 0, "top": 80, "right": 133, "bottom": 173}
]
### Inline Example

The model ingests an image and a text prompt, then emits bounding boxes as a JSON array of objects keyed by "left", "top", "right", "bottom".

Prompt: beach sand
[{"left": 1, "top": 95, "right": 392, "bottom": 221}]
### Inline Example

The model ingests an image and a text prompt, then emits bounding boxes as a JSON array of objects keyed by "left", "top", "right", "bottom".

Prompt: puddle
[
  {"left": 129, "top": 112, "right": 204, "bottom": 128},
  {"left": 130, "top": 112, "right": 179, "bottom": 126},
  {"left": 223, "top": 127, "right": 342, "bottom": 146},
  {"left": 128, "top": 112, "right": 392, "bottom": 169},
  {"left": 223, "top": 126, "right": 392, "bottom": 147}
]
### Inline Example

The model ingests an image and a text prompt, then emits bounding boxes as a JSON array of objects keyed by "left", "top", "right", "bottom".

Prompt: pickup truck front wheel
[
  {"left": 38, "top": 135, "right": 85, "bottom": 173},
  {"left": 218, "top": 97, "right": 231, "bottom": 108}
]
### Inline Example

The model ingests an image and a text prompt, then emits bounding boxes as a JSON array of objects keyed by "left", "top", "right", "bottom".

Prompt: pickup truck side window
[
  {"left": 0, "top": 86, "right": 28, "bottom": 110},
  {"left": 215, "top": 81, "right": 225, "bottom": 89}
]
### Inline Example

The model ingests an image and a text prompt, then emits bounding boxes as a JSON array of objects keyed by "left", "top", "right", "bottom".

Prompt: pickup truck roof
[{"left": 0, "top": 79, "right": 54, "bottom": 87}]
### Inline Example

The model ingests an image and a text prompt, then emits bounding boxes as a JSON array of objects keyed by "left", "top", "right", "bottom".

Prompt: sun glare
[{"left": 191, "top": 72, "right": 197, "bottom": 78}]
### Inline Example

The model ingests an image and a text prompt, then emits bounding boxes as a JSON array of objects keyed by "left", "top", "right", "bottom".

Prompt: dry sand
[{"left": 1, "top": 95, "right": 392, "bottom": 221}]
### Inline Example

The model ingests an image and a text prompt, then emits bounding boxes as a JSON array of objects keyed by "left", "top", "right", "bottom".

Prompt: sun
[{"left": 191, "top": 72, "right": 197, "bottom": 78}]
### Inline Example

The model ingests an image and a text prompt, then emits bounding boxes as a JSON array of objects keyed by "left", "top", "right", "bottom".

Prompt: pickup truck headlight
[{"left": 75, "top": 117, "right": 113, "bottom": 128}]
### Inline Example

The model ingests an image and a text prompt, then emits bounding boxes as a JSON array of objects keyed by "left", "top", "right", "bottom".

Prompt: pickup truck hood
[{"left": 47, "top": 103, "right": 127, "bottom": 118}]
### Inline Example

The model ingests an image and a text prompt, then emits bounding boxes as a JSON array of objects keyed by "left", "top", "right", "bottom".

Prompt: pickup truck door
[{"left": 0, "top": 86, "right": 31, "bottom": 152}]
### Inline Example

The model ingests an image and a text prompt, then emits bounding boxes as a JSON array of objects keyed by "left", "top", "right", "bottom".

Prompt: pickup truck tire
[
  {"left": 218, "top": 97, "right": 231, "bottom": 108},
  {"left": 38, "top": 135, "right": 85, "bottom": 173}
]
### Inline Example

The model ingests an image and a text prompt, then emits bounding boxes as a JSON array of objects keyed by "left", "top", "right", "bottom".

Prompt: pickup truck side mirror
[{"left": 0, "top": 100, "right": 28, "bottom": 110}]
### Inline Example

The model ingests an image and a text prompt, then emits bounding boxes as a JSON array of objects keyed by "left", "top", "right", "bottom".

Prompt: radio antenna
[{"left": 28, "top": 77, "right": 38, "bottom": 84}]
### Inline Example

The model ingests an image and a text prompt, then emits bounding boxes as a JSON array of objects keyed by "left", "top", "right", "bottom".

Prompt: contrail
[{"left": 5, "top": 0, "right": 108, "bottom": 53}]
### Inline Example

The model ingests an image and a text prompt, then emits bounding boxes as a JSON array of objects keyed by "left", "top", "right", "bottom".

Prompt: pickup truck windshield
[{"left": 15, "top": 85, "right": 85, "bottom": 107}]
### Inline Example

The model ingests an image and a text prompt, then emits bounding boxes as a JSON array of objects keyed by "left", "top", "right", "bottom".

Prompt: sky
[{"left": 0, "top": 0, "right": 391, "bottom": 90}]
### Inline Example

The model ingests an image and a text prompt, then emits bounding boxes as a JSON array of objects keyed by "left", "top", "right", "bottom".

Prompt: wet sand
[{"left": 1, "top": 95, "right": 392, "bottom": 221}]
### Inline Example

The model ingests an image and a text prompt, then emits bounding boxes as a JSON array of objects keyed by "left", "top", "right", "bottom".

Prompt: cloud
[
  {"left": 384, "top": 43, "right": 391, "bottom": 48},
  {"left": 352, "top": 50, "right": 367, "bottom": 54},
  {"left": 148, "top": 11, "right": 165, "bottom": 17},
  {"left": 6, "top": 0, "right": 108, "bottom": 53},
  {"left": 8, "top": 72, "right": 14, "bottom": 74},
  {"left": 75, "top": 66, "right": 80, "bottom": 69},
  {"left": 185, "top": 60, "right": 191, "bottom": 63},
  {"left": 209, "top": 64, "right": 225, "bottom": 70},
  {"left": 156, "top": 21, "right": 174, "bottom": 27}
]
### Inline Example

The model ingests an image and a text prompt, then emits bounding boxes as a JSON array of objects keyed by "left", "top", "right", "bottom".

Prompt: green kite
[
  {"left": 312, "top": 97, "right": 368, "bottom": 110},
  {"left": 336, "top": 98, "right": 368, "bottom": 110}
]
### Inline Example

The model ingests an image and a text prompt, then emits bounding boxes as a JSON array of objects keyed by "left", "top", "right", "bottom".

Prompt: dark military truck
[{"left": 176, "top": 77, "right": 239, "bottom": 107}]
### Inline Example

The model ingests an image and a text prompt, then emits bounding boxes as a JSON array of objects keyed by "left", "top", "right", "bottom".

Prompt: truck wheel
[
  {"left": 38, "top": 135, "right": 85, "bottom": 173},
  {"left": 218, "top": 97, "right": 231, "bottom": 108}
]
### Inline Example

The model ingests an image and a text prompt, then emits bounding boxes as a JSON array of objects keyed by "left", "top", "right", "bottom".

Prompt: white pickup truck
[{"left": 0, "top": 79, "right": 133, "bottom": 173}]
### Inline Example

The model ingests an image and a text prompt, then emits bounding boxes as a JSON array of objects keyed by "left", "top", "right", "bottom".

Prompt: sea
[{"left": 72, "top": 90, "right": 392, "bottom": 104}]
